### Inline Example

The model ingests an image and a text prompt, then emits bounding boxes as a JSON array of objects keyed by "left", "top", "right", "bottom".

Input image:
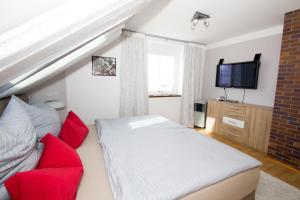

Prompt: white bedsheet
[{"left": 95, "top": 115, "right": 261, "bottom": 200}]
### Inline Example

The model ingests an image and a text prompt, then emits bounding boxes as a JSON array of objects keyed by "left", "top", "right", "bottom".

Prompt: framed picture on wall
[{"left": 92, "top": 56, "right": 116, "bottom": 76}]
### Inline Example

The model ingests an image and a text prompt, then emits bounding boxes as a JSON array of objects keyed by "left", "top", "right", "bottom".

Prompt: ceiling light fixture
[{"left": 191, "top": 12, "right": 210, "bottom": 30}]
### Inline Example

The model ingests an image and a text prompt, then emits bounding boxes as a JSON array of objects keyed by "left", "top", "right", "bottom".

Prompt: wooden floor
[{"left": 195, "top": 128, "right": 300, "bottom": 189}]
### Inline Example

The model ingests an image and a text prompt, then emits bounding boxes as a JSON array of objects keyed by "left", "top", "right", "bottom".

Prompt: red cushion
[
  {"left": 5, "top": 167, "right": 83, "bottom": 200},
  {"left": 67, "top": 111, "right": 88, "bottom": 131},
  {"left": 5, "top": 134, "right": 83, "bottom": 200},
  {"left": 37, "top": 134, "right": 82, "bottom": 169},
  {"left": 58, "top": 111, "right": 89, "bottom": 149}
]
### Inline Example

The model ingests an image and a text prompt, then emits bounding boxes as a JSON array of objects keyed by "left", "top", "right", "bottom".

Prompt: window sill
[{"left": 149, "top": 94, "right": 182, "bottom": 98}]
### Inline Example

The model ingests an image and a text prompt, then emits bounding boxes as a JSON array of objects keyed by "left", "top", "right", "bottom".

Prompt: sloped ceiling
[
  {"left": 0, "top": 0, "right": 151, "bottom": 97},
  {"left": 127, "top": 0, "right": 300, "bottom": 44},
  {"left": 0, "top": 0, "right": 71, "bottom": 34}
]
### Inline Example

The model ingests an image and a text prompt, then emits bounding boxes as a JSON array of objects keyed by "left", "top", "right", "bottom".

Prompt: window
[{"left": 147, "top": 40, "right": 184, "bottom": 96}]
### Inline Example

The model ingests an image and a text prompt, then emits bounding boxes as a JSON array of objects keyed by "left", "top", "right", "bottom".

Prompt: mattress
[
  {"left": 95, "top": 115, "right": 261, "bottom": 200},
  {"left": 77, "top": 123, "right": 260, "bottom": 200}
]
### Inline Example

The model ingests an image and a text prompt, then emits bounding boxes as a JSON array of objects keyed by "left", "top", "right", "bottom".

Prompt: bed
[
  {"left": 77, "top": 115, "right": 261, "bottom": 200},
  {"left": 0, "top": 97, "right": 261, "bottom": 200}
]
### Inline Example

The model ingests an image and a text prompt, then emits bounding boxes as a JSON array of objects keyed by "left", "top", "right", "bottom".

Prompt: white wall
[
  {"left": 149, "top": 97, "right": 181, "bottom": 122},
  {"left": 27, "top": 72, "right": 68, "bottom": 121},
  {"left": 203, "top": 34, "right": 282, "bottom": 107},
  {"left": 65, "top": 39, "right": 121, "bottom": 124},
  {"left": 28, "top": 34, "right": 281, "bottom": 125},
  {"left": 65, "top": 38, "right": 182, "bottom": 124}
]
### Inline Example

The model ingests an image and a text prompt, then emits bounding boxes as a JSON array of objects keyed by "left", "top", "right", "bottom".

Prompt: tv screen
[{"left": 216, "top": 61, "right": 260, "bottom": 89}]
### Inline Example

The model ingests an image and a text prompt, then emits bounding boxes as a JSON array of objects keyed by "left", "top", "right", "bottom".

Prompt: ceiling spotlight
[{"left": 191, "top": 12, "right": 210, "bottom": 30}]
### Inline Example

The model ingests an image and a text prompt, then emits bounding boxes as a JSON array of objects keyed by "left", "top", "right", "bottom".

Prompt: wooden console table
[{"left": 206, "top": 99, "right": 273, "bottom": 152}]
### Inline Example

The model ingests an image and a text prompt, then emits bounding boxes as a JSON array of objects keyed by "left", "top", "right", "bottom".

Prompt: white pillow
[
  {"left": 0, "top": 97, "right": 39, "bottom": 192},
  {"left": 12, "top": 96, "right": 61, "bottom": 139}
]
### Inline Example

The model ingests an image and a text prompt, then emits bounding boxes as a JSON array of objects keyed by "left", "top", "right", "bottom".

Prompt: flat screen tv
[{"left": 215, "top": 61, "right": 260, "bottom": 89}]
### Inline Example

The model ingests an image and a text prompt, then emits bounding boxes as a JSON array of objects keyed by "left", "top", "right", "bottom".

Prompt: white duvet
[{"left": 95, "top": 115, "right": 261, "bottom": 200}]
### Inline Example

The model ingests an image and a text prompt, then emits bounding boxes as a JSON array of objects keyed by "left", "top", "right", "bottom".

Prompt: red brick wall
[{"left": 268, "top": 9, "right": 300, "bottom": 168}]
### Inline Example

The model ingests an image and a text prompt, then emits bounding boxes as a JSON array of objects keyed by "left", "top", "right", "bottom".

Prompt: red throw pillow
[
  {"left": 37, "top": 133, "right": 82, "bottom": 169},
  {"left": 5, "top": 134, "right": 84, "bottom": 200},
  {"left": 58, "top": 111, "right": 89, "bottom": 149},
  {"left": 67, "top": 111, "right": 88, "bottom": 131},
  {"left": 5, "top": 167, "right": 83, "bottom": 200}
]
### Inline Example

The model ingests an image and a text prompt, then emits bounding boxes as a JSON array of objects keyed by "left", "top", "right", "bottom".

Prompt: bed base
[{"left": 242, "top": 191, "right": 255, "bottom": 200}]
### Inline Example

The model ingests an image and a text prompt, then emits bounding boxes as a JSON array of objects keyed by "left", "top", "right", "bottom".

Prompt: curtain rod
[{"left": 123, "top": 29, "right": 206, "bottom": 46}]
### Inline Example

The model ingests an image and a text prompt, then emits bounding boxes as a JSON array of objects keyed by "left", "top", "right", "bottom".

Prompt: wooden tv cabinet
[{"left": 205, "top": 99, "right": 273, "bottom": 152}]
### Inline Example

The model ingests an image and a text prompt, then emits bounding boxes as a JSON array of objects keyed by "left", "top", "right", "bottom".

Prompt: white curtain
[
  {"left": 120, "top": 31, "right": 149, "bottom": 117},
  {"left": 180, "top": 44, "right": 203, "bottom": 127}
]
